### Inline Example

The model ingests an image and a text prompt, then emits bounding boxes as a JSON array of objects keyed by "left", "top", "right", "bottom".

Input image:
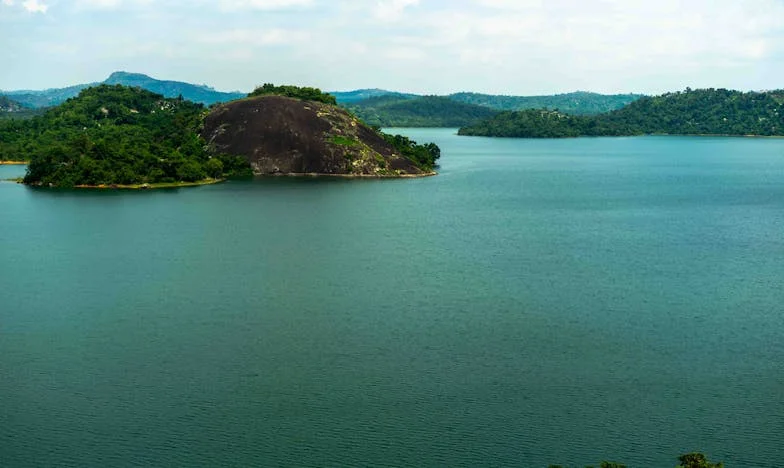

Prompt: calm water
[{"left": 2, "top": 131, "right": 783, "bottom": 467}]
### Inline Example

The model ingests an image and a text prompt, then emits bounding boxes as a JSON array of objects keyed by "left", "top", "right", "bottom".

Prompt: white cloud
[
  {"left": 22, "top": 0, "right": 47, "bottom": 12},
  {"left": 217, "top": 0, "right": 314, "bottom": 10},
  {"left": 374, "top": 0, "right": 419, "bottom": 21},
  {"left": 2, "top": 0, "right": 15, "bottom": 6},
  {"left": 200, "top": 28, "right": 311, "bottom": 47}
]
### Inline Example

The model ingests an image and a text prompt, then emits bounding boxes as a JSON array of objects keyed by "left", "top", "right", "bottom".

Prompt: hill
[
  {"left": 458, "top": 88, "right": 784, "bottom": 138},
  {"left": 103, "top": 71, "right": 245, "bottom": 105},
  {"left": 2, "top": 72, "right": 245, "bottom": 108},
  {"left": 202, "top": 85, "right": 439, "bottom": 176},
  {"left": 449, "top": 91, "right": 643, "bottom": 115},
  {"left": 330, "top": 88, "right": 417, "bottom": 104},
  {"left": 345, "top": 95, "right": 499, "bottom": 127},
  {"left": 0, "top": 95, "right": 45, "bottom": 120},
  {"left": 0, "top": 84, "right": 439, "bottom": 186},
  {"left": 0, "top": 85, "right": 251, "bottom": 187}
]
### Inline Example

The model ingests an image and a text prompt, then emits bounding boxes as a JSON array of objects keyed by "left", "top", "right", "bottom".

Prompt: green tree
[{"left": 676, "top": 452, "right": 724, "bottom": 468}]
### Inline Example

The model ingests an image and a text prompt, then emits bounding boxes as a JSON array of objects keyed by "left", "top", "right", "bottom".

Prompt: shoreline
[
  {"left": 257, "top": 171, "right": 437, "bottom": 179},
  {"left": 25, "top": 178, "right": 225, "bottom": 190},
  {"left": 0, "top": 161, "right": 28, "bottom": 165}
]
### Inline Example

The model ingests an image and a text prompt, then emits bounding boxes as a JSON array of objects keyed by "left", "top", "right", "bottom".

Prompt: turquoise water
[{"left": 1, "top": 131, "right": 783, "bottom": 467}]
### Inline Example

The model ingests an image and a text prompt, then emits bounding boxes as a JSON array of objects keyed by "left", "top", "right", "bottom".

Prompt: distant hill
[
  {"left": 449, "top": 91, "right": 644, "bottom": 115},
  {"left": 346, "top": 95, "right": 499, "bottom": 127},
  {"left": 103, "top": 72, "right": 245, "bottom": 105},
  {"left": 2, "top": 72, "right": 245, "bottom": 108},
  {"left": 330, "top": 89, "right": 417, "bottom": 104},
  {"left": 0, "top": 95, "right": 43, "bottom": 120},
  {"left": 0, "top": 95, "right": 26, "bottom": 112},
  {"left": 458, "top": 88, "right": 784, "bottom": 138}
]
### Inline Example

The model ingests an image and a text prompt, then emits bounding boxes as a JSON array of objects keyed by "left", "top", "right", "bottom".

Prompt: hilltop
[{"left": 459, "top": 88, "right": 784, "bottom": 138}]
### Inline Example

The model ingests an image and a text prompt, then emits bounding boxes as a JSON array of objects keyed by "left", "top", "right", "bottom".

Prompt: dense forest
[
  {"left": 449, "top": 91, "right": 643, "bottom": 115},
  {"left": 0, "top": 85, "right": 249, "bottom": 187},
  {"left": 346, "top": 95, "right": 498, "bottom": 127},
  {"left": 459, "top": 88, "right": 784, "bottom": 138}
]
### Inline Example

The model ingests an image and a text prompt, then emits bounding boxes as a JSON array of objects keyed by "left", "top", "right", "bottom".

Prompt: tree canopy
[
  {"left": 0, "top": 84, "right": 249, "bottom": 187},
  {"left": 459, "top": 88, "right": 784, "bottom": 138},
  {"left": 248, "top": 83, "right": 337, "bottom": 105},
  {"left": 346, "top": 95, "right": 499, "bottom": 127}
]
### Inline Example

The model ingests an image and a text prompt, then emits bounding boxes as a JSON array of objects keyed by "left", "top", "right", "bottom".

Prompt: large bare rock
[{"left": 202, "top": 95, "right": 426, "bottom": 176}]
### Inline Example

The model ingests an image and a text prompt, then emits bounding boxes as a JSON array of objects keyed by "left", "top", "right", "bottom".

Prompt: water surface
[{"left": 2, "top": 131, "right": 783, "bottom": 467}]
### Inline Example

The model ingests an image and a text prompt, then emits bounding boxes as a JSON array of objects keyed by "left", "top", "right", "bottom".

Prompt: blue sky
[{"left": 2, "top": 0, "right": 784, "bottom": 95}]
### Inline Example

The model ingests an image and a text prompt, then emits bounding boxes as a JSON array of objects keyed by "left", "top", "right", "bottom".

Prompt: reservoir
[{"left": 1, "top": 130, "right": 783, "bottom": 467}]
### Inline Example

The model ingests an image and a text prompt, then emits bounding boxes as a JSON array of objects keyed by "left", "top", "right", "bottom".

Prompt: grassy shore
[{"left": 0, "top": 160, "right": 28, "bottom": 165}]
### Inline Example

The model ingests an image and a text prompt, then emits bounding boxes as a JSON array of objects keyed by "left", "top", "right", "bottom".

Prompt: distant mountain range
[
  {"left": 2, "top": 72, "right": 245, "bottom": 108},
  {"left": 2, "top": 72, "right": 645, "bottom": 127}
]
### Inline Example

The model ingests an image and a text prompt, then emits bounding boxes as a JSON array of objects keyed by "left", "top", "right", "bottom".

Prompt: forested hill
[
  {"left": 3, "top": 72, "right": 245, "bottom": 108},
  {"left": 346, "top": 95, "right": 498, "bottom": 127},
  {"left": 459, "top": 88, "right": 784, "bottom": 138},
  {"left": 0, "top": 85, "right": 249, "bottom": 187},
  {"left": 449, "top": 91, "right": 643, "bottom": 114}
]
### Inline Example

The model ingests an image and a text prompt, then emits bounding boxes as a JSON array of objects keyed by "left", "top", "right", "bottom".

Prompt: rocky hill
[{"left": 202, "top": 94, "right": 435, "bottom": 176}]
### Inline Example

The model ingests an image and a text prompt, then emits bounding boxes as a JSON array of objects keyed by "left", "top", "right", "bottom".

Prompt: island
[
  {"left": 0, "top": 83, "right": 440, "bottom": 188},
  {"left": 458, "top": 88, "right": 784, "bottom": 138}
]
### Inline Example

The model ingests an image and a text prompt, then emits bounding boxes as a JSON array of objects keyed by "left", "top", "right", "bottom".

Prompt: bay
[{"left": 1, "top": 131, "right": 783, "bottom": 467}]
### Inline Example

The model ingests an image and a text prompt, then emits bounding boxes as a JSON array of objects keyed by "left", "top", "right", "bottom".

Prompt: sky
[{"left": 2, "top": 0, "right": 784, "bottom": 95}]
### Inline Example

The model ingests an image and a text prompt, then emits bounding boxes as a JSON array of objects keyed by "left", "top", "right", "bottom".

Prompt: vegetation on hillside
[
  {"left": 380, "top": 132, "right": 440, "bottom": 170},
  {"left": 0, "top": 95, "right": 43, "bottom": 120},
  {"left": 459, "top": 88, "right": 784, "bottom": 138},
  {"left": 548, "top": 452, "right": 723, "bottom": 468},
  {"left": 0, "top": 85, "right": 249, "bottom": 187},
  {"left": 330, "top": 88, "right": 416, "bottom": 104},
  {"left": 248, "top": 83, "right": 337, "bottom": 105},
  {"left": 449, "top": 91, "right": 643, "bottom": 115},
  {"left": 346, "top": 95, "right": 498, "bottom": 127}
]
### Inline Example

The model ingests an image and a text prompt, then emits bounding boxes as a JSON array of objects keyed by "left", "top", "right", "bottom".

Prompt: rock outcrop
[{"left": 201, "top": 95, "right": 429, "bottom": 177}]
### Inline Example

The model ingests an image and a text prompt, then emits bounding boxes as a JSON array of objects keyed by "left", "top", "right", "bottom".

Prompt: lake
[{"left": 1, "top": 130, "right": 783, "bottom": 467}]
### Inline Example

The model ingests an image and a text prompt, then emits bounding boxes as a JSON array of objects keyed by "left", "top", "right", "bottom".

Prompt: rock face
[{"left": 201, "top": 95, "right": 427, "bottom": 176}]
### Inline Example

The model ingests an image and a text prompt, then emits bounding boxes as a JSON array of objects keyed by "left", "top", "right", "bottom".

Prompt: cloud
[
  {"left": 199, "top": 28, "right": 311, "bottom": 47},
  {"left": 374, "top": 0, "right": 419, "bottom": 21},
  {"left": 217, "top": 0, "right": 314, "bottom": 10},
  {"left": 22, "top": 0, "right": 47, "bottom": 12}
]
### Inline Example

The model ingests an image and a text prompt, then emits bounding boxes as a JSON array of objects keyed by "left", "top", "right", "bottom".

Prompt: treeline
[
  {"left": 450, "top": 91, "right": 643, "bottom": 115},
  {"left": 380, "top": 131, "right": 440, "bottom": 170},
  {"left": 248, "top": 83, "right": 337, "bottom": 105},
  {"left": 0, "top": 85, "right": 249, "bottom": 187},
  {"left": 459, "top": 88, "right": 784, "bottom": 138},
  {"left": 347, "top": 95, "right": 498, "bottom": 127}
]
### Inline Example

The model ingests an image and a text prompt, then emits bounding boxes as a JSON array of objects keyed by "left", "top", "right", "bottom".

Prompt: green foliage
[
  {"left": 0, "top": 84, "right": 250, "bottom": 187},
  {"left": 676, "top": 452, "right": 724, "bottom": 468},
  {"left": 449, "top": 91, "right": 644, "bottom": 115},
  {"left": 459, "top": 88, "right": 784, "bottom": 138},
  {"left": 381, "top": 132, "right": 440, "bottom": 170},
  {"left": 249, "top": 83, "right": 337, "bottom": 105},
  {"left": 329, "top": 135, "right": 359, "bottom": 147},
  {"left": 345, "top": 95, "right": 498, "bottom": 127}
]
